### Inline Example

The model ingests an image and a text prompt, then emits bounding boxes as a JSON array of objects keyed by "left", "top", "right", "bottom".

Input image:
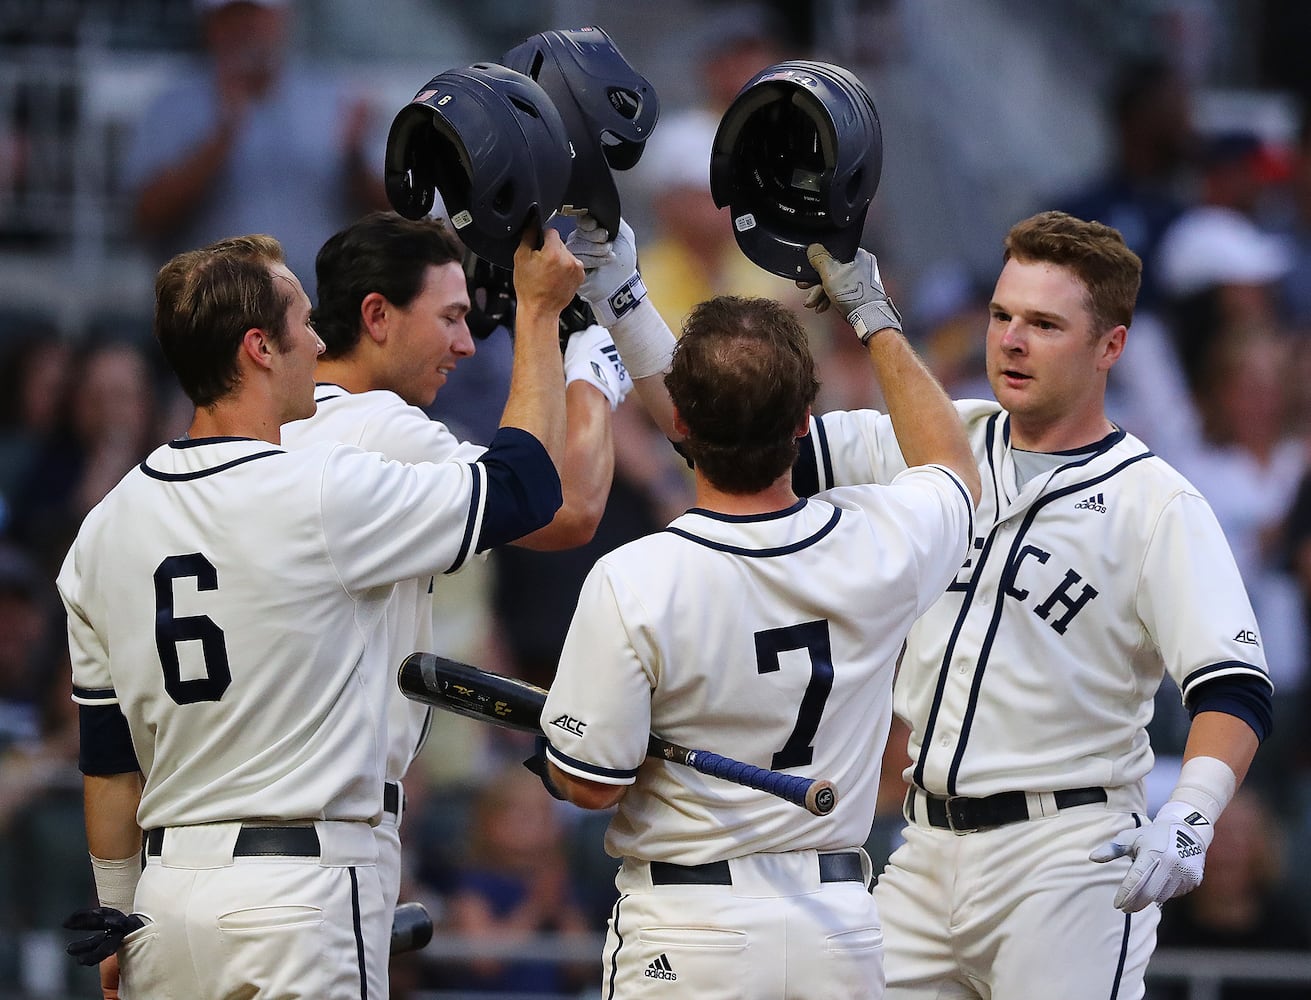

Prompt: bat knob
[{"left": 807, "top": 781, "right": 838, "bottom": 816}]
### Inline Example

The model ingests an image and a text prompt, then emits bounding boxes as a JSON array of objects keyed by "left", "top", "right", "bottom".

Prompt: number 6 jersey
[{"left": 58, "top": 432, "right": 558, "bottom": 830}]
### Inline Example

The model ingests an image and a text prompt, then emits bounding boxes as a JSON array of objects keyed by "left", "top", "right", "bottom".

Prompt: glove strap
[
  {"left": 592, "top": 272, "right": 648, "bottom": 327},
  {"left": 850, "top": 298, "right": 904, "bottom": 344},
  {"left": 90, "top": 852, "right": 143, "bottom": 915}
]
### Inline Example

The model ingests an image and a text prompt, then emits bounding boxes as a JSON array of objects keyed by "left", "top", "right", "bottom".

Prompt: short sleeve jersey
[
  {"left": 281, "top": 385, "right": 486, "bottom": 780},
  {"left": 542, "top": 466, "right": 974, "bottom": 864},
  {"left": 798, "top": 399, "right": 1273, "bottom": 802},
  {"left": 58, "top": 436, "right": 508, "bottom": 830}
]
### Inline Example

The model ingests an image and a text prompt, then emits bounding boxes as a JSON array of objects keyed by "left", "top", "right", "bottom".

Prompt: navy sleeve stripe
[
  {"left": 73, "top": 684, "right": 116, "bottom": 701},
  {"left": 474, "top": 426, "right": 563, "bottom": 551},
  {"left": 546, "top": 743, "right": 640, "bottom": 781},
  {"left": 446, "top": 461, "right": 483, "bottom": 574}
]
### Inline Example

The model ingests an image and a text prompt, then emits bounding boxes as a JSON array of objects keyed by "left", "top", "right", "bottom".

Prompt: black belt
[
  {"left": 649, "top": 851, "right": 864, "bottom": 886},
  {"left": 145, "top": 825, "right": 321, "bottom": 858},
  {"left": 384, "top": 781, "right": 402, "bottom": 816},
  {"left": 908, "top": 786, "right": 1107, "bottom": 833}
]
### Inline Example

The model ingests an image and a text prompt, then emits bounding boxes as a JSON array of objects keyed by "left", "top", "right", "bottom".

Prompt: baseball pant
[
  {"left": 602, "top": 848, "right": 884, "bottom": 1000},
  {"left": 120, "top": 820, "right": 388, "bottom": 1000},
  {"left": 874, "top": 806, "right": 1159, "bottom": 1000}
]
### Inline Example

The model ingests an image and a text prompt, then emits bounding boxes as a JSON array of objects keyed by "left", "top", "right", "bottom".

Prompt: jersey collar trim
[
  {"left": 683, "top": 499, "right": 807, "bottom": 523},
  {"left": 665, "top": 505, "right": 842, "bottom": 557}
]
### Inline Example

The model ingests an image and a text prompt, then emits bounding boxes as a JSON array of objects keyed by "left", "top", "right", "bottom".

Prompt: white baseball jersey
[
  {"left": 59, "top": 434, "right": 501, "bottom": 831},
  {"left": 282, "top": 383, "right": 486, "bottom": 783},
  {"left": 800, "top": 398, "right": 1272, "bottom": 802},
  {"left": 543, "top": 466, "right": 974, "bottom": 864}
]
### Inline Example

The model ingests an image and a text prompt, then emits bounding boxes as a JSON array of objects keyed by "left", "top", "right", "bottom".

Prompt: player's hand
[
  {"left": 1089, "top": 801, "right": 1214, "bottom": 912},
  {"left": 63, "top": 906, "right": 146, "bottom": 966},
  {"left": 565, "top": 215, "right": 646, "bottom": 325},
  {"left": 564, "top": 325, "right": 633, "bottom": 411},
  {"left": 802, "top": 244, "right": 903, "bottom": 344},
  {"left": 513, "top": 228, "right": 584, "bottom": 321}
]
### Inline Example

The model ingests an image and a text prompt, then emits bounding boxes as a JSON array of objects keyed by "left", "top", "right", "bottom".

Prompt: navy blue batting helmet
[
  {"left": 710, "top": 61, "right": 882, "bottom": 283},
  {"left": 502, "top": 25, "right": 658, "bottom": 236},
  {"left": 384, "top": 63, "right": 572, "bottom": 269}
]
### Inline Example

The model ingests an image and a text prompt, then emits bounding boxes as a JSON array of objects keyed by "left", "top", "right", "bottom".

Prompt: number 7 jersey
[{"left": 542, "top": 465, "right": 974, "bottom": 863}]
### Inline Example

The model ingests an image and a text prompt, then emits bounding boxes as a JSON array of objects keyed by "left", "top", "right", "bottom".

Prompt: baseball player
[
  {"left": 568, "top": 211, "right": 1272, "bottom": 998},
  {"left": 538, "top": 279, "right": 980, "bottom": 997},
  {"left": 280, "top": 210, "right": 632, "bottom": 964},
  {"left": 57, "top": 230, "right": 581, "bottom": 999}
]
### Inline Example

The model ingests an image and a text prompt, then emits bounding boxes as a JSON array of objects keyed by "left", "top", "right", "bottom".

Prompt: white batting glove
[
  {"left": 564, "top": 214, "right": 675, "bottom": 380},
  {"left": 566, "top": 215, "right": 645, "bottom": 325},
  {"left": 564, "top": 324, "right": 633, "bottom": 411},
  {"left": 1089, "top": 800, "right": 1214, "bottom": 912},
  {"left": 803, "top": 244, "right": 903, "bottom": 344}
]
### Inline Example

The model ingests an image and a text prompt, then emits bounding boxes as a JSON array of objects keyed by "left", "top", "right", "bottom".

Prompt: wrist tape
[
  {"left": 91, "top": 852, "right": 143, "bottom": 914},
  {"left": 591, "top": 272, "right": 648, "bottom": 327},
  {"left": 607, "top": 297, "right": 676, "bottom": 380},
  {"left": 1168, "top": 755, "right": 1237, "bottom": 824}
]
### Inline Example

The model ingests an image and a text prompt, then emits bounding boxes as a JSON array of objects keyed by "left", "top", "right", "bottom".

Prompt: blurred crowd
[{"left": 4, "top": 0, "right": 1311, "bottom": 997}]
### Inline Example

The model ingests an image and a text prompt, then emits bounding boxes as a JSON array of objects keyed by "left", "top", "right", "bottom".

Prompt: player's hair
[
  {"left": 666, "top": 295, "right": 818, "bottom": 493},
  {"left": 312, "top": 211, "right": 465, "bottom": 358},
  {"left": 1003, "top": 211, "right": 1142, "bottom": 334},
  {"left": 154, "top": 234, "right": 289, "bottom": 407}
]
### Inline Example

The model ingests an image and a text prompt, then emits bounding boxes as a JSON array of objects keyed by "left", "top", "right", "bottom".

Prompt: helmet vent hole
[
  {"left": 528, "top": 50, "right": 545, "bottom": 80},
  {"left": 508, "top": 96, "right": 540, "bottom": 119}
]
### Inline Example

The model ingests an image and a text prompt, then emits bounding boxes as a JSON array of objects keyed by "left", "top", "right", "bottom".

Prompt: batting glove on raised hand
[
  {"left": 565, "top": 215, "right": 646, "bottom": 326},
  {"left": 803, "top": 244, "right": 903, "bottom": 344},
  {"left": 63, "top": 907, "right": 146, "bottom": 966},
  {"left": 564, "top": 324, "right": 633, "bottom": 411},
  {"left": 1090, "top": 800, "right": 1214, "bottom": 912}
]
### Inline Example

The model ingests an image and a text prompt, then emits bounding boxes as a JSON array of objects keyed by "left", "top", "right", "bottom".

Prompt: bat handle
[{"left": 686, "top": 750, "right": 838, "bottom": 816}]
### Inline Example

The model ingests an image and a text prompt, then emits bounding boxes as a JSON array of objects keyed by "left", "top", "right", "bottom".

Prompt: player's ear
[
  {"left": 1098, "top": 324, "right": 1127, "bottom": 373},
  {"left": 671, "top": 404, "right": 690, "bottom": 440},
  {"left": 240, "top": 327, "right": 276, "bottom": 371},
  {"left": 795, "top": 407, "right": 812, "bottom": 439},
  {"left": 360, "top": 292, "right": 390, "bottom": 345}
]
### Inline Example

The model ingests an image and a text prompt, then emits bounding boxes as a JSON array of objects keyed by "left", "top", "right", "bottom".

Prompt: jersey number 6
[
  {"left": 154, "top": 553, "right": 231, "bottom": 705},
  {"left": 755, "top": 619, "right": 833, "bottom": 770}
]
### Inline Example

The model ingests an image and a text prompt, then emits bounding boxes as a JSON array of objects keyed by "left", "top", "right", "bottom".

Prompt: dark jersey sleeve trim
[
  {"left": 78, "top": 704, "right": 140, "bottom": 775},
  {"left": 475, "top": 426, "right": 563, "bottom": 551},
  {"left": 1186, "top": 674, "right": 1273, "bottom": 743}
]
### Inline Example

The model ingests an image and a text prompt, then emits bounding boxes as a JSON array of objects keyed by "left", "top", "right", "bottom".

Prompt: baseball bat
[
  {"left": 397, "top": 652, "right": 837, "bottom": 817},
  {"left": 390, "top": 901, "right": 433, "bottom": 955}
]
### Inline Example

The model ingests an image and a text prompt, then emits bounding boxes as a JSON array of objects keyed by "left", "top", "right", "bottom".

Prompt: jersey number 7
[{"left": 755, "top": 619, "right": 833, "bottom": 770}]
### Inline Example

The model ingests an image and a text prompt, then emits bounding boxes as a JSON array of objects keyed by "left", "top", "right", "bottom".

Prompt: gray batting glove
[
  {"left": 564, "top": 324, "right": 634, "bottom": 411},
  {"left": 804, "top": 244, "right": 903, "bottom": 344},
  {"left": 565, "top": 215, "right": 646, "bottom": 326},
  {"left": 1089, "top": 800, "right": 1214, "bottom": 912}
]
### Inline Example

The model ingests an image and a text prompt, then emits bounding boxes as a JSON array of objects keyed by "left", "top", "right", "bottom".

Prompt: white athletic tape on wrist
[
  {"left": 592, "top": 272, "right": 648, "bottom": 327},
  {"left": 1168, "top": 755, "right": 1237, "bottom": 824},
  {"left": 607, "top": 297, "right": 676, "bottom": 380},
  {"left": 91, "top": 852, "right": 143, "bottom": 914}
]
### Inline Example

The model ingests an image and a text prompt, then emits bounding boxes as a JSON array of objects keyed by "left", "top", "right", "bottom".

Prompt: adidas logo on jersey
[
  {"left": 644, "top": 954, "right": 677, "bottom": 981},
  {"left": 1074, "top": 492, "right": 1107, "bottom": 513},
  {"left": 1175, "top": 830, "right": 1203, "bottom": 858}
]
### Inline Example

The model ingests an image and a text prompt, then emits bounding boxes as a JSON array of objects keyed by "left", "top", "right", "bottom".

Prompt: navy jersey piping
[
  {"left": 141, "top": 450, "right": 283, "bottom": 481},
  {"left": 940, "top": 449, "right": 1155, "bottom": 792},
  {"left": 1181, "top": 658, "right": 1272, "bottom": 694},
  {"left": 73, "top": 684, "right": 115, "bottom": 700},
  {"left": 547, "top": 744, "right": 640, "bottom": 781},
  {"left": 444, "top": 462, "right": 483, "bottom": 574},
  {"left": 664, "top": 505, "right": 842, "bottom": 558}
]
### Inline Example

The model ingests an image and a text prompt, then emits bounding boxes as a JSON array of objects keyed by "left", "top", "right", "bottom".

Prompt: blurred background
[{"left": 4, "top": 0, "right": 1311, "bottom": 997}]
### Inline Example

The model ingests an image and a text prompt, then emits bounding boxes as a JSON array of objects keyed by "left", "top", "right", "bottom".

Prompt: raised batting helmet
[
  {"left": 501, "top": 25, "right": 658, "bottom": 235},
  {"left": 384, "top": 63, "right": 571, "bottom": 268},
  {"left": 710, "top": 60, "right": 882, "bottom": 283}
]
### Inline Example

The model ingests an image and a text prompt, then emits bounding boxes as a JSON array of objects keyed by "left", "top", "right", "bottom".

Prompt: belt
[
  {"left": 907, "top": 786, "right": 1107, "bottom": 833},
  {"left": 649, "top": 851, "right": 864, "bottom": 886},
  {"left": 384, "top": 781, "right": 402, "bottom": 816},
  {"left": 145, "top": 825, "right": 321, "bottom": 858}
]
